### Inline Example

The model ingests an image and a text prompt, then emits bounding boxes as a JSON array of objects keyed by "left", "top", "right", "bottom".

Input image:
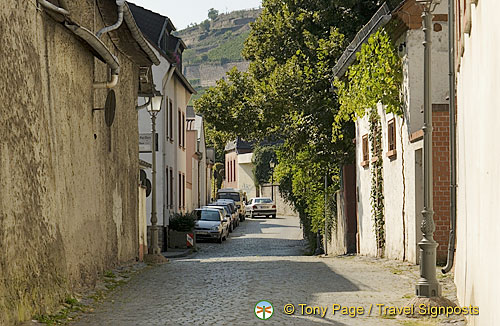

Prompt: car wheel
[{"left": 229, "top": 223, "right": 233, "bottom": 233}]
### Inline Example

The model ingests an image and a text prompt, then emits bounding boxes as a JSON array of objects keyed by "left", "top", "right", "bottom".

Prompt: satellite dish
[
  {"left": 145, "top": 178, "right": 152, "bottom": 197},
  {"left": 105, "top": 90, "right": 116, "bottom": 127}
]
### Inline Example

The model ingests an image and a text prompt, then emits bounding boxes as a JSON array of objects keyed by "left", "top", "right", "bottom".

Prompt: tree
[
  {"left": 194, "top": 0, "right": 393, "bottom": 249},
  {"left": 208, "top": 8, "right": 219, "bottom": 21},
  {"left": 200, "top": 19, "right": 210, "bottom": 32}
]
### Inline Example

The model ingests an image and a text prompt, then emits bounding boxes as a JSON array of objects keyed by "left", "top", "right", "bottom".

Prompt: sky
[{"left": 129, "top": 0, "right": 262, "bottom": 31}]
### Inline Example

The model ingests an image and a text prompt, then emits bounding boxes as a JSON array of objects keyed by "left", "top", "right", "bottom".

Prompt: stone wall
[
  {"left": 0, "top": 1, "right": 141, "bottom": 324},
  {"left": 183, "top": 61, "right": 250, "bottom": 87}
]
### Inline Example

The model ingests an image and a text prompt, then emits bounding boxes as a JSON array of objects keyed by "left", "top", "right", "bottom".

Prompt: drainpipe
[
  {"left": 37, "top": 0, "right": 121, "bottom": 89},
  {"left": 442, "top": 0, "right": 457, "bottom": 274},
  {"left": 64, "top": 23, "right": 120, "bottom": 89},
  {"left": 37, "top": 0, "right": 70, "bottom": 16},
  {"left": 96, "top": 0, "right": 125, "bottom": 38}
]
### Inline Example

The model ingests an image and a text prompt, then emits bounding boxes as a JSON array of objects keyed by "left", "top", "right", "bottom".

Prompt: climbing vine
[
  {"left": 369, "top": 108, "right": 385, "bottom": 256},
  {"left": 333, "top": 28, "right": 403, "bottom": 257},
  {"left": 333, "top": 28, "right": 403, "bottom": 127}
]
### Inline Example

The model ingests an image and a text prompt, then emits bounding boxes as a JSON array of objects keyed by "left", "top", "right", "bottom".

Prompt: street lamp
[
  {"left": 415, "top": 0, "right": 441, "bottom": 298},
  {"left": 269, "top": 161, "right": 275, "bottom": 201},
  {"left": 147, "top": 93, "right": 163, "bottom": 255}
]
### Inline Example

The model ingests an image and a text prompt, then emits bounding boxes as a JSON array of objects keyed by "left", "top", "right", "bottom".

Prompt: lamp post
[
  {"left": 269, "top": 161, "right": 275, "bottom": 201},
  {"left": 147, "top": 94, "right": 163, "bottom": 255},
  {"left": 415, "top": 0, "right": 441, "bottom": 298}
]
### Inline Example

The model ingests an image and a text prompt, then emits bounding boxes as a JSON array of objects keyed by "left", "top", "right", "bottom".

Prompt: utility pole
[
  {"left": 324, "top": 172, "right": 328, "bottom": 256},
  {"left": 415, "top": 0, "right": 442, "bottom": 298}
]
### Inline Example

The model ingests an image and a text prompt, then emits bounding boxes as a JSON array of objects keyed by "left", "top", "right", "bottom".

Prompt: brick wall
[{"left": 432, "top": 107, "right": 451, "bottom": 262}]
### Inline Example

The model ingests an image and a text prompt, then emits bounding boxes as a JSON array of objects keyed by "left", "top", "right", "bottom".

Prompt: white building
[
  {"left": 130, "top": 3, "right": 195, "bottom": 250},
  {"left": 454, "top": 1, "right": 500, "bottom": 325},
  {"left": 330, "top": 1, "right": 451, "bottom": 262},
  {"left": 186, "top": 106, "right": 214, "bottom": 211}
]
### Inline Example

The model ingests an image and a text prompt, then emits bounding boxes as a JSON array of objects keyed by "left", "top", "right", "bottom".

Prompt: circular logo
[{"left": 255, "top": 300, "right": 274, "bottom": 320}]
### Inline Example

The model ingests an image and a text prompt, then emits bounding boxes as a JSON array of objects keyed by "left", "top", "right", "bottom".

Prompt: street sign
[
  {"left": 139, "top": 133, "right": 159, "bottom": 152},
  {"left": 186, "top": 233, "right": 194, "bottom": 247}
]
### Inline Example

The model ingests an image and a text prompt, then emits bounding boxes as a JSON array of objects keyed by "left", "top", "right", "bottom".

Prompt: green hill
[{"left": 175, "top": 9, "right": 261, "bottom": 104}]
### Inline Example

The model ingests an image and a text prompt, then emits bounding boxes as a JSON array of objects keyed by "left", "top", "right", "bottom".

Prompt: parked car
[
  {"left": 216, "top": 188, "right": 246, "bottom": 221},
  {"left": 207, "top": 201, "right": 239, "bottom": 230},
  {"left": 214, "top": 199, "right": 240, "bottom": 227},
  {"left": 246, "top": 197, "right": 277, "bottom": 218},
  {"left": 202, "top": 205, "right": 235, "bottom": 232},
  {"left": 193, "top": 208, "right": 229, "bottom": 243}
]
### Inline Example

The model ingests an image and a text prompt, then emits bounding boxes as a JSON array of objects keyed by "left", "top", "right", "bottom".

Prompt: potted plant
[{"left": 168, "top": 212, "right": 196, "bottom": 249}]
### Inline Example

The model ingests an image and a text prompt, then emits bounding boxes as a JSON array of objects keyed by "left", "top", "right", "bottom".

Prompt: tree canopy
[{"left": 194, "top": 0, "right": 397, "bottom": 249}]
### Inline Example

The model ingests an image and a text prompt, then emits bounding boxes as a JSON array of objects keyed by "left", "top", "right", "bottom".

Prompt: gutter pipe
[
  {"left": 64, "top": 23, "right": 120, "bottom": 89},
  {"left": 96, "top": 0, "right": 125, "bottom": 38},
  {"left": 38, "top": 0, "right": 122, "bottom": 89},
  {"left": 442, "top": 0, "right": 457, "bottom": 274},
  {"left": 37, "top": 0, "right": 69, "bottom": 16}
]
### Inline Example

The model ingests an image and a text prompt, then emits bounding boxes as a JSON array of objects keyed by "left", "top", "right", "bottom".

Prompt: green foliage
[
  {"left": 194, "top": 0, "right": 392, "bottom": 245},
  {"left": 200, "top": 19, "right": 210, "bottom": 32},
  {"left": 169, "top": 212, "right": 196, "bottom": 232},
  {"left": 369, "top": 108, "right": 385, "bottom": 255},
  {"left": 252, "top": 145, "right": 278, "bottom": 186},
  {"left": 213, "top": 162, "right": 225, "bottom": 189},
  {"left": 334, "top": 29, "right": 403, "bottom": 128},
  {"left": 208, "top": 8, "right": 219, "bottom": 21}
]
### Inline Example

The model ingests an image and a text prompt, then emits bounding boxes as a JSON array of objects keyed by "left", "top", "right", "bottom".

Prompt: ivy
[
  {"left": 332, "top": 28, "right": 401, "bottom": 257},
  {"left": 333, "top": 28, "right": 403, "bottom": 129},
  {"left": 369, "top": 108, "right": 385, "bottom": 256}
]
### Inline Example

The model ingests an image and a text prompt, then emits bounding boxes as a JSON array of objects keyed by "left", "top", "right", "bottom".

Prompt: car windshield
[
  {"left": 197, "top": 210, "right": 221, "bottom": 221},
  {"left": 255, "top": 198, "right": 273, "bottom": 204},
  {"left": 217, "top": 193, "right": 240, "bottom": 202}
]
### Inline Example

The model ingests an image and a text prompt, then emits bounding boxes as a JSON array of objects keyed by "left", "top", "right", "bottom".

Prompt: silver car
[
  {"left": 246, "top": 197, "right": 277, "bottom": 218},
  {"left": 193, "top": 208, "right": 229, "bottom": 243},
  {"left": 202, "top": 205, "right": 235, "bottom": 232}
]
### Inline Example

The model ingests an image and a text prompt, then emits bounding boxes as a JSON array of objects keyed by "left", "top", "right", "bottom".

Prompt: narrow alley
[{"left": 71, "top": 215, "right": 462, "bottom": 326}]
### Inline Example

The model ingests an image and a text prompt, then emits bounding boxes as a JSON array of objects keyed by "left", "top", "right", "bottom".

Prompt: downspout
[
  {"left": 442, "top": 0, "right": 457, "bottom": 274},
  {"left": 64, "top": 23, "right": 120, "bottom": 89},
  {"left": 96, "top": 0, "right": 125, "bottom": 38},
  {"left": 162, "top": 64, "right": 176, "bottom": 224},
  {"left": 37, "top": 0, "right": 69, "bottom": 16},
  {"left": 37, "top": 0, "right": 122, "bottom": 89}
]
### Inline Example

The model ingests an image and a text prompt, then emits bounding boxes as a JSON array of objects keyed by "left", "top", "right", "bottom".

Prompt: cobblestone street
[{"left": 72, "top": 215, "right": 463, "bottom": 326}]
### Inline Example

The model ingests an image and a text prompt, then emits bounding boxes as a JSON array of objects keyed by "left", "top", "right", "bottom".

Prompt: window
[
  {"left": 169, "top": 168, "right": 173, "bottom": 208},
  {"left": 387, "top": 118, "right": 397, "bottom": 159},
  {"left": 178, "top": 110, "right": 181, "bottom": 148},
  {"left": 182, "top": 174, "right": 186, "bottom": 208},
  {"left": 233, "top": 160, "right": 236, "bottom": 182},
  {"left": 169, "top": 100, "right": 173, "bottom": 141},
  {"left": 388, "top": 118, "right": 396, "bottom": 151},
  {"left": 182, "top": 112, "right": 186, "bottom": 149},
  {"left": 178, "top": 172, "right": 182, "bottom": 208},
  {"left": 165, "top": 166, "right": 169, "bottom": 207},
  {"left": 361, "top": 134, "right": 369, "bottom": 167}
]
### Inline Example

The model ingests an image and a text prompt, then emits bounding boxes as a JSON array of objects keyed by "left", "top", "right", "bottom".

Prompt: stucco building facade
[
  {"left": 130, "top": 3, "right": 195, "bottom": 250},
  {"left": 454, "top": 0, "right": 500, "bottom": 324},
  {"left": 0, "top": 0, "right": 159, "bottom": 324},
  {"left": 331, "top": 0, "right": 451, "bottom": 262}
]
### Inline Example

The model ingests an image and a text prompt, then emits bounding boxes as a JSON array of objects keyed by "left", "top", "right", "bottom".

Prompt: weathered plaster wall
[
  {"left": 0, "top": 1, "right": 140, "bottom": 324},
  {"left": 455, "top": 1, "right": 500, "bottom": 325}
]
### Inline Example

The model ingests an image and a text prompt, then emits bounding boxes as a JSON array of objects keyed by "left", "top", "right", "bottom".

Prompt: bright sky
[{"left": 129, "top": 1, "right": 262, "bottom": 31}]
